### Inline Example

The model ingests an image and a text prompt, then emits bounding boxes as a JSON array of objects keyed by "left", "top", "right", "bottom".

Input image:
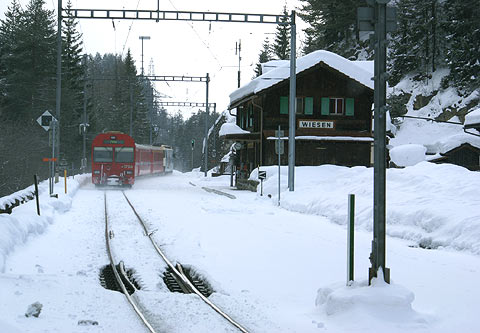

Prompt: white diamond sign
[{"left": 36, "top": 111, "right": 56, "bottom": 131}]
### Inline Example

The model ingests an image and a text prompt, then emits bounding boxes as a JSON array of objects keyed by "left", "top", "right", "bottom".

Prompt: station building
[{"left": 221, "top": 50, "right": 375, "bottom": 177}]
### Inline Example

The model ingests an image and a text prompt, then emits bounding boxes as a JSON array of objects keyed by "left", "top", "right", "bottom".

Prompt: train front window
[
  {"left": 115, "top": 147, "right": 134, "bottom": 163},
  {"left": 93, "top": 147, "right": 113, "bottom": 162}
]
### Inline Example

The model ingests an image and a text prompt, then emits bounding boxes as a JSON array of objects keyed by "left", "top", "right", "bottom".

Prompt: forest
[{"left": 1, "top": 0, "right": 479, "bottom": 197}]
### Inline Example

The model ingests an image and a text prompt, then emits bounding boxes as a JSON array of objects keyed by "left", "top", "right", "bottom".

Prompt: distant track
[{"left": 103, "top": 190, "right": 249, "bottom": 332}]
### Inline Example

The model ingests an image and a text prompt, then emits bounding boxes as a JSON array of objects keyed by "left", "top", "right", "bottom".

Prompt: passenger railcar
[{"left": 91, "top": 132, "right": 173, "bottom": 186}]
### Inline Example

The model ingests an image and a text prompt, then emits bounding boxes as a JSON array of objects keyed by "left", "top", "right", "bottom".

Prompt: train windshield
[
  {"left": 115, "top": 147, "right": 134, "bottom": 163},
  {"left": 93, "top": 147, "right": 113, "bottom": 162}
]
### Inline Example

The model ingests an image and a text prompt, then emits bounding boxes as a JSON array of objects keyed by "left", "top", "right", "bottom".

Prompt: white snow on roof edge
[{"left": 229, "top": 50, "right": 374, "bottom": 107}]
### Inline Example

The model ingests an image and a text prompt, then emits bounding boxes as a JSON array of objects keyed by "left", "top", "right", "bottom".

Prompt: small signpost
[
  {"left": 258, "top": 170, "right": 266, "bottom": 196},
  {"left": 37, "top": 111, "right": 58, "bottom": 197}
]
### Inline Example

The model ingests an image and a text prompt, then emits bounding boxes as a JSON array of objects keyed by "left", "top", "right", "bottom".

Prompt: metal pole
[
  {"left": 370, "top": 0, "right": 390, "bottom": 284},
  {"left": 129, "top": 82, "right": 133, "bottom": 136},
  {"left": 278, "top": 125, "right": 281, "bottom": 206},
  {"left": 347, "top": 194, "right": 355, "bottom": 284},
  {"left": 51, "top": 119, "right": 56, "bottom": 195},
  {"left": 82, "top": 55, "right": 87, "bottom": 172},
  {"left": 55, "top": 0, "right": 63, "bottom": 180},
  {"left": 149, "top": 86, "right": 153, "bottom": 145},
  {"left": 204, "top": 73, "right": 210, "bottom": 177},
  {"left": 141, "top": 39, "right": 144, "bottom": 75},
  {"left": 237, "top": 40, "right": 241, "bottom": 88},
  {"left": 288, "top": 10, "right": 296, "bottom": 191}
]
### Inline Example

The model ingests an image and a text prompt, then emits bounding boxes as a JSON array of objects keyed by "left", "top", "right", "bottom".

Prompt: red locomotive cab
[{"left": 91, "top": 132, "right": 135, "bottom": 186}]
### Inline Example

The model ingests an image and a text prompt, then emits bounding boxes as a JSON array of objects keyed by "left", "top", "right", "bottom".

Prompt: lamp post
[{"left": 139, "top": 36, "right": 150, "bottom": 76}]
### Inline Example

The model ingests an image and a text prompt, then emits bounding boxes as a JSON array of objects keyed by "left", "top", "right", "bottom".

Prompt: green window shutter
[
  {"left": 280, "top": 96, "right": 288, "bottom": 114},
  {"left": 321, "top": 98, "right": 330, "bottom": 115},
  {"left": 304, "top": 97, "right": 313, "bottom": 115},
  {"left": 346, "top": 98, "right": 354, "bottom": 116}
]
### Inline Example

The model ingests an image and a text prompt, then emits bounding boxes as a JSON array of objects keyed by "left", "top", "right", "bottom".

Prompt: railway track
[{"left": 103, "top": 191, "right": 249, "bottom": 333}]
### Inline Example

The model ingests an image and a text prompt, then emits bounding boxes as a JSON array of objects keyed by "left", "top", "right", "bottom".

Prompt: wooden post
[
  {"left": 34, "top": 175, "right": 40, "bottom": 216},
  {"left": 64, "top": 169, "right": 67, "bottom": 194}
]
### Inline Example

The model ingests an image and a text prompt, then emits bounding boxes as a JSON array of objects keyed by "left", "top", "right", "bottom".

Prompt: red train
[{"left": 91, "top": 132, "right": 173, "bottom": 187}]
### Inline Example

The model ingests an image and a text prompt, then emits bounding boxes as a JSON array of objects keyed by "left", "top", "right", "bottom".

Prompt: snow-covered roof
[
  {"left": 229, "top": 50, "right": 374, "bottom": 107},
  {"left": 261, "top": 60, "right": 289, "bottom": 74},
  {"left": 465, "top": 108, "right": 480, "bottom": 127},
  {"left": 436, "top": 133, "right": 480, "bottom": 154},
  {"left": 266, "top": 136, "right": 373, "bottom": 142},
  {"left": 219, "top": 122, "right": 250, "bottom": 137}
]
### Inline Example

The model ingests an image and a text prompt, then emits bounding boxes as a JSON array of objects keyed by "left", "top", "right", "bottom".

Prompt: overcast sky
[{"left": 1, "top": 0, "right": 306, "bottom": 117}]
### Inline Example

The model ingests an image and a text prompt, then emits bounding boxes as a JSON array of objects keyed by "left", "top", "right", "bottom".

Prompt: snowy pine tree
[
  {"left": 272, "top": 6, "right": 290, "bottom": 60},
  {"left": 442, "top": 0, "right": 480, "bottom": 92},
  {"left": 254, "top": 38, "right": 272, "bottom": 77},
  {"left": 389, "top": 0, "right": 444, "bottom": 85},
  {"left": 298, "top": 0, "right": 369, "bottom": 59}
]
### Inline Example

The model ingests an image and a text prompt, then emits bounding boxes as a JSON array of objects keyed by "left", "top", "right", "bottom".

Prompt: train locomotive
[{"left": 91, "top": 132, "right": 173, "bottom": 187}]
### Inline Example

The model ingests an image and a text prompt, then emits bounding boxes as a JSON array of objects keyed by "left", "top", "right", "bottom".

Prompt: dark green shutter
[
  {"left": 280, "top": 96, "right": 288, "bottom": 114},
  {"left": 304, "top": 97, "right": 313, "bottom": 115},
  {"left": 321, "top": 98, "right": 330, "bottom": 115},
  {"left": 346, "top": 98, "right": 354, "bottom": 116}
]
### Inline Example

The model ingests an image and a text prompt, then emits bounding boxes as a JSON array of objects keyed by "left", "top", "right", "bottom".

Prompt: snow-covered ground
[{"left": 1, "top": 164, "right": 480, "bottom": 332}]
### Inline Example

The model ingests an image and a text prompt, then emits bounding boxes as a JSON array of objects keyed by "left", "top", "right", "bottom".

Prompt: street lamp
[{"left": 139, "top": 36, "right": 151, "bottom": 76}]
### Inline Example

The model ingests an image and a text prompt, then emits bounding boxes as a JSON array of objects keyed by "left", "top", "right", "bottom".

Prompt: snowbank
[
  {"left": 389, "top": 144, "right": 426, "bottom": 166},
  {"left": 0, "top": 175, "right": 89, "bottom": 273},
  {"left": 255, "top": 162, "right": 480, "bottom": 255},
  {"left": 315, "top": 273, "right": 429, "bottom": 330}
]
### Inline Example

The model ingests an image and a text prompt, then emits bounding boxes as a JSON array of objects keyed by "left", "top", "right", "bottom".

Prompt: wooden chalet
[
  {"left": 430, "top": 143, "right": 480, "bottom": 171},
  {"left": 222, "top": 50, "right": 375, "bottom": 177}
]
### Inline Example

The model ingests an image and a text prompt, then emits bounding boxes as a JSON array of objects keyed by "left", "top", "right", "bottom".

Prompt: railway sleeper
[
  {"left": 99, "top": 263, "right": 142, "bottom": 295},
  {"left": 162, "top": 264, "right": 214, "bottom": 298}
]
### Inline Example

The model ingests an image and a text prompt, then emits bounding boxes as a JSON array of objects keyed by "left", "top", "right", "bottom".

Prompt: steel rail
[
  {"left": 104, "top": 192, "right": 157, "bottom": 333},
  {"left": 122, "top": 191, "right": 249, "bottom": 333}
]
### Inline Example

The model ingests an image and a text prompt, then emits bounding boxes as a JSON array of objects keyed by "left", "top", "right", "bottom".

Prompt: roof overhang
[{"left": 221, "top": 132, "right": 261, "bottom": 142}]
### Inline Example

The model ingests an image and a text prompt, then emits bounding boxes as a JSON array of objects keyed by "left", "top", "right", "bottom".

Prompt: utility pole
[
  {"left": 82, "top": 55, "right": 88, "bottom": 172},
  {"left": 204, "top": 73, "right": 210, "bottom": 177},
  {"left": 139, "top": 36, "right": 150, "bottom": 76},
  {"left": 55, "top": 0, "right": 63, "bottom": 181},
  {"left": 235, "top": 39, "right": 241, "bottom": 88},
  {"left": 358, "top": 0, "right": 397, "bottom": 284},
  {"left": 287, "top": 10, "right": 296, "bottom": 191}
]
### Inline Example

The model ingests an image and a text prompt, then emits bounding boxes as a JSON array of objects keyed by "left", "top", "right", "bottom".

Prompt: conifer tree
[
  {"left": 442, "top": 0, "right": 480, "bottom": 92},
  {"left": 272, "top": 6, "right": 290, "bottom": 60},
  {"left": 389, "top": 0, "right": 444, "bottom": 85},
  {"left": 15, "top": 0, "right": 57, "bottom": 120},
  {"left": 61, "top": 0, "right": 84, "bottom": 164},
  {"left": 298, "top": 0, "right": 369, "bottom": 59},
  {"left": 0, "top": 0, "right": 23, "bottom": 120},
  {"left": 254, "top": 38, "right": 272, "bottom": 77}
]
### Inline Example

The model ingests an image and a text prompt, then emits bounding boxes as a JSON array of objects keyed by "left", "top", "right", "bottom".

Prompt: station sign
[{"left": 298, "top": 120, "right": 334, "bottom": 129}]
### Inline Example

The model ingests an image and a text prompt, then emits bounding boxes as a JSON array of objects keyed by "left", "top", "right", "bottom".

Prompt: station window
[
  {"left": 321, "top": 97, "right": 355, "bottom": 116},
  {"left": 115, "top": 147, "right": 134, "bottom": 163},
  {"left": 93, "top": 147, "right": 113, "bottom": 162},
  {"left": 280, "top": 96, "right": 314, "bottom": 115}
]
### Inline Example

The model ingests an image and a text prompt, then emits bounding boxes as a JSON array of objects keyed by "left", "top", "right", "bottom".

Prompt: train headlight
[
  {"left": 125, "top": 170, "right": 133, "bottom": 175},
  {"left": 93, "top": 170, "right": 100, "bottom": 174}
]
